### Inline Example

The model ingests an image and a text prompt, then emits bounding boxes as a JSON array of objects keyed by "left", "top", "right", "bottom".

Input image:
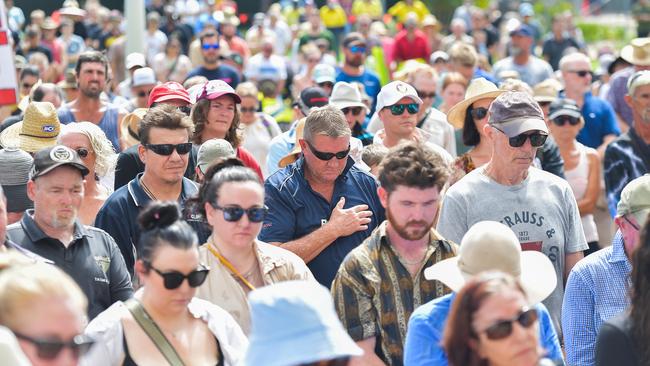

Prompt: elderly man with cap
[
  {"left": 605, "top": 70, "right": 650, "bottom": 217},
  {"left": 336, "top": 33, "right": 381, "bottom": 114},
  {"left": 0, "top": 148, "right": 33, "bottom": 225},
  {"left": 6, "top": 145, "right": 133, "bottom": 319},
  {"left": 437, "top": 91, "right": 588, "bottom": 336},
  {"left": 404, "top": 221, "right": 562, "bottom": 366},
  {"left": 123, "top": 67, "right": 158, "bottom": 112},
  {"left": 562, "top": 174, "right": 650, "bottom": 366}
]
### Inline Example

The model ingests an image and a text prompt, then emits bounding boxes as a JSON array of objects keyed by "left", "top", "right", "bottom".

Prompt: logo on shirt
[{"left": 94, "top": 256, "right": 111, "bottom": 274}]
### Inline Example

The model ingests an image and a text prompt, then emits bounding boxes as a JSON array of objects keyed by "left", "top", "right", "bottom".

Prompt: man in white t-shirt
[
  {"left": 244, "top": 37, "right": 287, "bottom": 96},
  {"left": 437, "top": 91, "right": 588, "bottom": 337}
]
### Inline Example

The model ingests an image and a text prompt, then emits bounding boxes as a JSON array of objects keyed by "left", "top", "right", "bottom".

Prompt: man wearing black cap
[
  {"left": 6, "top": 145, "right": 133, "bottom": 319},
  {"left": 336, "top": 32, "right": 381, "bottom": 115}
]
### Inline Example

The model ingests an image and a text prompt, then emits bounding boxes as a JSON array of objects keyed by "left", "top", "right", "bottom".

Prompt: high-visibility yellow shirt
[
  {"left": 351, "top": 0, "right": 383, "bottom": 19},
  {"left": 320, "top": 5, "right": 347, "bottom": 28},
  {"left": 387, "top": 1, "right": 430, "bottom": 23}
]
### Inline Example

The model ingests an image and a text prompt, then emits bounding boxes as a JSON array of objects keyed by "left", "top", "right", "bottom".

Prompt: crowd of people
[{"left": 0, "top": 0, "right": 650, "bottom": 365}]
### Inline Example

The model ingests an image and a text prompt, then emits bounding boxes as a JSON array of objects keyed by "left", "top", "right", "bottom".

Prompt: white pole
[{"left": 125, "top": 0, "right": 146, "bottom": 56}]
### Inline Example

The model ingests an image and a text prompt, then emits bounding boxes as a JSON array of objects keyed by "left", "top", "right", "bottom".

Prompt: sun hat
[
  {"left": 196, "top": 138, "right": 236, "bottom": 173},
  {"left": 0, "top": 147, "right": 34, "bottom": 213},
  {"left": 424, "top": 221, "right": 556, "bottom": 305},
  {"left": 0, "top": 102, "right": 60, "bottom": 153},
  {"left": 627, "top": 70, "right": 650, "bottom": 97},
  {"left": 312, "top": 63, "right": 336, "bottom": 84},
  {"left": 148, "top": 81, "right": 191, "bottom": 107},
  {"left": 278, "top": 118, "right": 306, "bottom": 168},
  {"left": 617, "top": 174, "right": 650, "bottom": 226},
  {"left": 421, "top": 14, "right": 441, "bottom": 30},
  {"left": 488, "top": 91, "right": 548, "bottom": 137},
  {"left": 120, "top": 108, "right": 148, "bottom": 148},
  {"left": 330, "top": 82, "right": 368, "bottom": 112},
  {"left": 196, "top": 80, "right": 241, "bottom": 103},
  {"left": 40, "top": 17, "right": 58, "bottom": 30},
  {"left": 549, "top": 99, "right": 581, "bottom": 120},
  {"left": 125, "top": 52, "right": 146, "bottom": 70},
  {"left": 533, "top": 79, "right": 562, "bottom": 104},
  {"left": 621, "top": 37, "right": 650, "bottom": 67},
  {"left": 430, "top": 51, "right": 449, "bottom": 64},
  {"left": 375, "top": 80, "right": 423, "bottom": 112},
  {"left": 132, "top": 67, "right": 157, "bottom": 88},
  {"left": 30, "top": 145, "right": 89, "bottom": 180},
  {"left": 447, "top": 78, "right": 505, "bottom": 129},
  {"left": 245, "top": 280, "right": 363, "bottom": 366}
]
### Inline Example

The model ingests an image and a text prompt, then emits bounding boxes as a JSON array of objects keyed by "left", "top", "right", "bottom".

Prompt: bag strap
[{"left": 125, "top": 299, "right": 186, "bottom": 366}]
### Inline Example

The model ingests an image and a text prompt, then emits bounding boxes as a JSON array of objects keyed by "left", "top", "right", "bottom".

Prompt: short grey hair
[
  {"left": 303, "top": 105, "right": 351, "bottom": 142},
  {"left": 559, "top": 52, "right": 590, "bottom": 71}
]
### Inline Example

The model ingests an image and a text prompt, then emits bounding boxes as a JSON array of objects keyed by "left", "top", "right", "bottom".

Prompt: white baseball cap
[
  {"left": 125, "top": 52, "right": 146, "bottom": 70},
  {"left": 132, "top": 67, "right": 157, "bottom": 87},
  {"left": 375, "top": 80, "right": 422, "bottom": 111}
]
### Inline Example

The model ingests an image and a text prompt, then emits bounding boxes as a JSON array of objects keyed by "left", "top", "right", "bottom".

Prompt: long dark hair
[
  {"left": 462, "top": 105, "right": 481, "bottom": 146},
  {"left": 191, "top": 97, "right": 242, "bottom": 147},
  {"left": 630, "top": 214, "right": 650, "bottom": 364}
]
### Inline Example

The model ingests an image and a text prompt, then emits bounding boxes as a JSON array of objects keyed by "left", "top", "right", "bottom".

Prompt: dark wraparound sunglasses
[
  {"left": 146, "top": 263, "right": 210, "bottom": 289},
  {"left": 387, "top": 103, "right": 419, "bottom": 116},
  {"left": 240, "top": 107, "right": 257, "bottom": 113},
  {"left": 210, "top": 204, "right": 268, "bottom": 222},
  {"left": 342, "top": 107, "right": 363, "bottom": 116},
  {"left": 470, "top": 107, "right": 489, "bottom": 120},
  {"left": 492, "top": 126, "right": 548, "bottom": 148},
  {"left": 416, "top": 90, "right": 437, "bottom": 99},
  {"left": 480, "top": 308, "right": 538, "bottom": 340},
  {"left": 552, "top": 115, "right": 580, "bottom": 126},
  {"left": 13, "top": 332, "right": 95, "bottom": 360},
  {"left": 145, "top": 142, "right": 193, "bottom": 156},
  {"left": 568, "top": 70, "right": 591, "bottom": 77},
  {"left": 306, "top": 141, "right": 350, "bottom": 160}
]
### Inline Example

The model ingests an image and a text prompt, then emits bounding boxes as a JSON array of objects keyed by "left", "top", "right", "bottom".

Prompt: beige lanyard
[{"left": 207, "top": 241, "right": 256, "bottom": 292}]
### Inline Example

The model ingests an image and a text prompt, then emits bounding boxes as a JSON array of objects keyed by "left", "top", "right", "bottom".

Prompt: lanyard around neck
[{"left": 207, "top": 239, "right": 256, "bottom": 291}]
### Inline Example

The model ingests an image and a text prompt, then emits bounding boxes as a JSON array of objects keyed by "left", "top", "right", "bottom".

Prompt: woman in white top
[
  {"left": 152, "top": 35, "right": 193, "bottom": 83},
  {"left": 236, "top": 82, "right": 282, "bottom": 178},
  {"left": 549, "top": 99, "right": 601, "bottom": 255}
]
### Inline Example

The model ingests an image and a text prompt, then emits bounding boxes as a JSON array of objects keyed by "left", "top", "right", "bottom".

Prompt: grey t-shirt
[
  {"left": 492, "top": 56, "right": 554, "bottom": 87},
  {"left": 437, "top": 166, "right": 588, "bottom": 336}
]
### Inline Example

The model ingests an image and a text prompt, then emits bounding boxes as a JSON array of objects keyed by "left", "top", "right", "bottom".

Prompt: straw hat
[
  {"left": 621, "top": 37, "right": 650, "bottom": 66},
  {"left": 0, "top": 102, "right": 60, "bottom": 153},
  {"left": 446, "top": 78, "right": 505, "bottom": 129},
  {"left": 278, "top": 118, "right": 306, "bottom": 168},
  {"left": 120, "top": 108, "right": 148, "bottom": 148},
  {"left": 40, "top": 17, "right": 58, "bottom": 30},
  {"left": 533, "top": 79, "right": 562, "bottom": 103}
]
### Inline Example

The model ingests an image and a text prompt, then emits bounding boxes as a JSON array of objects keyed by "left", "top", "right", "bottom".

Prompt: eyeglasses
[
  {"left": 568, "top": 70, "right": 591, "bottom": 78},
  {"left": 624, "top": 215, "right": 641, "bottom": 231},
  {"left": 342, "top": 106, "right": 363, "bottom": 116},
  {"left": 202, "top": 43, "right": 220, "bottom": 50},
  {"left": 137, "top": 90, "right": 152, "bottom": 98},
  {"left": 146, "top": 263, "right": 210, "bottom": 289},
  {"left": 306, "top": 141, "right": 350, "bottom": 160},
  {"left": 552, "top": 115, "right": 581, "bottom": 126},
  {"left": 387, "top": 103, "right": 419, "bottom": 116},
  {"left": 470, "top": 107, "right": 489, "bottom": 120},
  {"left": 416, "top": 90, "right": 437, "bottom": 100},
  {"left": 145, "top": 142, "right": 193, "bottom": 156},
  {"left": 239, "top": 107, "right": 257, "bottom": 113},
  {"left": 480, "top": 308, "right": 538, "bottom": 340},
  {"left": 349, "top": 45, "right": 366, "bottom": 54},
  {"left": 492, "top": 126, "right": 548, "bottom": 148},
  {"left": 13, "top": 331, "right": 95, "bottom": 360},
  {"left": 75, "top": 147, "right": 90, "bottom": 158},
  {"left": 210, "top": 203, "right": 268, "bottom": 222}
]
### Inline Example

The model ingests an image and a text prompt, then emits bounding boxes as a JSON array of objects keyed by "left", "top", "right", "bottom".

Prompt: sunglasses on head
[
  {"left": 552, "top": 115, "right": 580, "bottom": 126},
  {"left": 493, "top": 126, "right": 548, "bottom": 148},
  {"left": 480, "top": 308, "right": 538, "bottom": 340},
  {"left": 146, "top": 263, "right": 210, "bottom": 290},
  {"left": 387, "top": 103, "right": 419, "bottom": 116},
  {"left": 349, "top": 45, "right": 366, "bottom": 54},
  {"left": 145, "top": 142, "right": 193, "bottom": 156},
  {"left": 416, "top": 90, "right": 437, "bottom": 99},
  {"left": 306, "top": 141, "right": 350, "bottom": 160},
  {"left": 75, "top": 147, "right": 90, "bottom": 158},
  {"left": 342, "top": 106, "right": 363, "bottom": 116},
  {"left": 470, "top": 107, "right": 489, "bottom": 120},
  {"left": 568, "top": 69, "right": 590, "bottom": 77},
  {"left": 13, "top": 332, "right": 95, "bottom": 360},
  {"left": 202, "top": 43, "right": 220, "bottom": 50},
  {"left": 239, "top": 106, "right": 257, "bottom": 113},
  {"left": 210, "top": 203, "right": 268, "bottom": 222}
]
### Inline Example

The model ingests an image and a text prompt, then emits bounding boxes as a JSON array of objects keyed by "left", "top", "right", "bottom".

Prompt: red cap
[{"left": 147, "top": 82, "right": 191, "bottom": 107}]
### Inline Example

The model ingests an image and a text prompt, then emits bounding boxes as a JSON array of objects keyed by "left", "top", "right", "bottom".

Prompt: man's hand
[{"left": 328, "top": 197, "right": 373, "bottom": 237}]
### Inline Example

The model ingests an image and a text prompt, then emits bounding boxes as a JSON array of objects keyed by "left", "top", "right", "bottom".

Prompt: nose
[{"left": 54, "top": 348, "right": 79, "bottom": 366}]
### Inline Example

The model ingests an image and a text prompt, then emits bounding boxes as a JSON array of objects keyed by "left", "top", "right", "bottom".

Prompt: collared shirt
[
  {"left": 6, "top": 211, "right": 133, "bottom": 319},
  {"left": 196, "top": 239, "right": 314, "bottom": 334},
  {"left": 562, "top": 231, "right": 631, "bottom": 366},
  {"left": 559, "top": 91, "right": 620, "bottom": 149},
  {"left": 95, "top": 173, "right": 199, "bottom": 275},
  {"left": 404, "top": 293, "right": 564, "bottom": 366},
  {"left": 606, "top": 66, "right": 634, "bottom": 127},
  {"left": 331, "top": 221, "right": 457, "bottom": 366},
  {"left": 259, "top": 157, "right": 385, "bottom": 287},
  {"left": 4, "top": 239, "right": 53, "bottom": 264}
]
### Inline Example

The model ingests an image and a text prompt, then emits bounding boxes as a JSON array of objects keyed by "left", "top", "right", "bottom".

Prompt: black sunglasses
[
  {"left": 239, "top": 107, "right": 257, "bottom": 113},
  {"left": 493, "top": 126, "right": 548, "bottom": 148},
  {"left": 146, "top": 263, "right": 210, "bottom": 290},
  {"left": 210, "top": 203, "right": 268, "bottom": 222},
  {"left": 552, "top": 115, "right": 580, "bottom": 126},
  {"left": 306, "top": 141, "right": 350, "bottom": 160},
  {"left": 137, "top": 90, "right": 152, "bottom": 98},
  {"left": 13, "top": 331, "right": 95, "bottom": 360},
  {"left": 342, "top": 106, "right": 363, "bottom": 116},
  {"left": 481, "top": 308, "right": 538, "bottom": 340},
  {"left": 387, "top": 103, "right": 419, "bottom": 116},
  {"left": 416, "top": 90, "right": 437, "bottom": 99},
  {"left": 177, "top": 106, "right": 191, "bottom": 116},
  {"left": 568, "top": 70, "right": 591, "bottom": 77},
  {"left": 145, "top": 142, "right": 192, "bottom": 156},
  {"left": 75, "top": 147, "right": 90, "bottom": 158},
  {"left": 470, "top": 107, "right": 489, "bottom": 120}
]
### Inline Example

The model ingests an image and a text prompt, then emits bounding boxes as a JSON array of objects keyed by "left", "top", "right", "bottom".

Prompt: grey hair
[
  {"left": 303, "top": 104, "right": 351, "bottom": 142},
  {"left": 58, "top": 122, "right": 117, "bottom": 177},
  {"left": 558, "top": 52, "right": 590, "bottom": 71}
]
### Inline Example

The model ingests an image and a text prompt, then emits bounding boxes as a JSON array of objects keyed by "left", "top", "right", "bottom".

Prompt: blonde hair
[
  {"left": 442, "top": 72, "right": 469, "bottom": 91},
  {"left": 235, "top": 82, "right": 259, "bottom": 99},
  {"left": 59, "top": 121, "right": 117, "bottom": 178}
]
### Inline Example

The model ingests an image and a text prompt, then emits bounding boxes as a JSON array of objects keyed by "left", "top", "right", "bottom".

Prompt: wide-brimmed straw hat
[
  {"left": 447, "top": 78, "right": 505, "bottom": 129},
  {"left": 120, "top": 108, "right": 148, "bottom": 148},
  {"left": 0, "top": 102, "right": 60, "bottom": 153},
  {"left": 424, "top": 221, "right": 556, "bottom": 305},
  {"left": 278, "top": 118, "right": 306, "bottom": 168},
  {"left": 621, "top": 37, "right": 650, "bottom": 66}
]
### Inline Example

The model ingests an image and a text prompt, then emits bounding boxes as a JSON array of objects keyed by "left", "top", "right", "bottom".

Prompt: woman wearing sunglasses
[
  {"left": 444, "top": 271, "right": 552, "bottom": 366},
  {"left": 58, "top": 122, "right": 117, "bottom": 225},
  {"left": 191, "top": 80, "right": 264, "bottom": 181},
  {"left": 194, "top": 164, "right": 313, "bottom": 334},
  {"left": 0, "top": 254, "right": 94, "bottom": 366},
  {"left": 548, "top": 99, "right": 601, "bottom": 255},
  {"left": 84, "top": 201, "right": 248, "bottom": 365}
]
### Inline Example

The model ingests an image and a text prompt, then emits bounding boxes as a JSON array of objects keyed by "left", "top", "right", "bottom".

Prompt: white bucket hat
[
  {"left": 330, "top": 82, "right": 368, "bottom": 112},
  {"left": 424, "top": 221, "right": 556, "bottom": 305}
]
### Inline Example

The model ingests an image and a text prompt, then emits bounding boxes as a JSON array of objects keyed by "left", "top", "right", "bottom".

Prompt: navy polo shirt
[
  {"left": 562, "top": 92, "right": 620, "bottom": 149},
  {"left": 259, "top": 157, "right": 385, "bottom": 287},
  {"left": 95, "top": 174, "right": 199, "bottom": 276}
]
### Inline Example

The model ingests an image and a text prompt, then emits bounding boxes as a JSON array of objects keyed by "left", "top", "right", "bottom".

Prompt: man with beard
[
  {"left": 332, "top": 142, "right": 457, "bottom": 366},
  {"left": 6, "top": 145, "right": 133, "bottom": 319},
  {"left": 57, "top": 51, "right": 127, "bottom": 152},
  {"left": 336, "top": 33, "right": 381, "bottom": 115},
  {"left": 605, "top": 70, "right": 650, "bottom": 216},
  {"left": 186, "top": 30, "right": 240, "bottom": 88}
]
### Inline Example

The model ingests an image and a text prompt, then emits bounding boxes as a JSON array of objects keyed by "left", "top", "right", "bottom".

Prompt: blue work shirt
[
  {"left": 259, "top": 156, "right": 385, "bottom": 287},
  {"left": 404, "top": 292, "right": 564, "bottom": 366},
  {"left": 560, "top": 92, "right": 620, "bottom": 149},
  {"left": 336, "top": 68, "right": 381, "bottom": 115}
]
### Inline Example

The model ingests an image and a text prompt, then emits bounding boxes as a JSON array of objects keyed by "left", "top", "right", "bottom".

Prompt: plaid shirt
[
  {"left": 331, "top": 221, "right": 457, "bottom": 366},
  {"left": 562, "top": 231, "right": 631, "bottom": 366}
]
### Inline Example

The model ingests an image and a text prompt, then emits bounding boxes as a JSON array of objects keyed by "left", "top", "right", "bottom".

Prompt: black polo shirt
[{"left": 6, "top": 211, "right": 134, "bottom": 319}]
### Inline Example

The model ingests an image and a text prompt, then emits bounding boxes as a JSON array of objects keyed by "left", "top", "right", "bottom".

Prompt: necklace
[{"left": 139, "top": 178, "right": 157, "bottom": 200}]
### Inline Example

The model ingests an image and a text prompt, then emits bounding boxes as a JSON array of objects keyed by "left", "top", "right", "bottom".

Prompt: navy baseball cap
[{"left": 510, "top": 24, "right": 534, "bottom": 38}]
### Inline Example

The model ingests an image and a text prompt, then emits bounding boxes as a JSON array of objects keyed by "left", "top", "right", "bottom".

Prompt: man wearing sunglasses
[
  {"left": 563, "top": 175, "right": 650, "bottom": 366},
  {"left": 123, "top": 67, "right": 157, "bottom": 113},
  {"left": 6, "top": 145, "right": 134, "bottom": 319},
  {"left": 330, "top": 81, "right": 373, "bottom": 146},
  {"left": 260, "top": 105, "right": 384, "bottom": 288},
  {"left": 438, "top": 91, "right": 588, "bottom": 338},
  {"left": 186, "top": 31, "right": 240, "bottom": 88},
  {"left": 336, "top": 33, "right": 380, "bottom": 115}
]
